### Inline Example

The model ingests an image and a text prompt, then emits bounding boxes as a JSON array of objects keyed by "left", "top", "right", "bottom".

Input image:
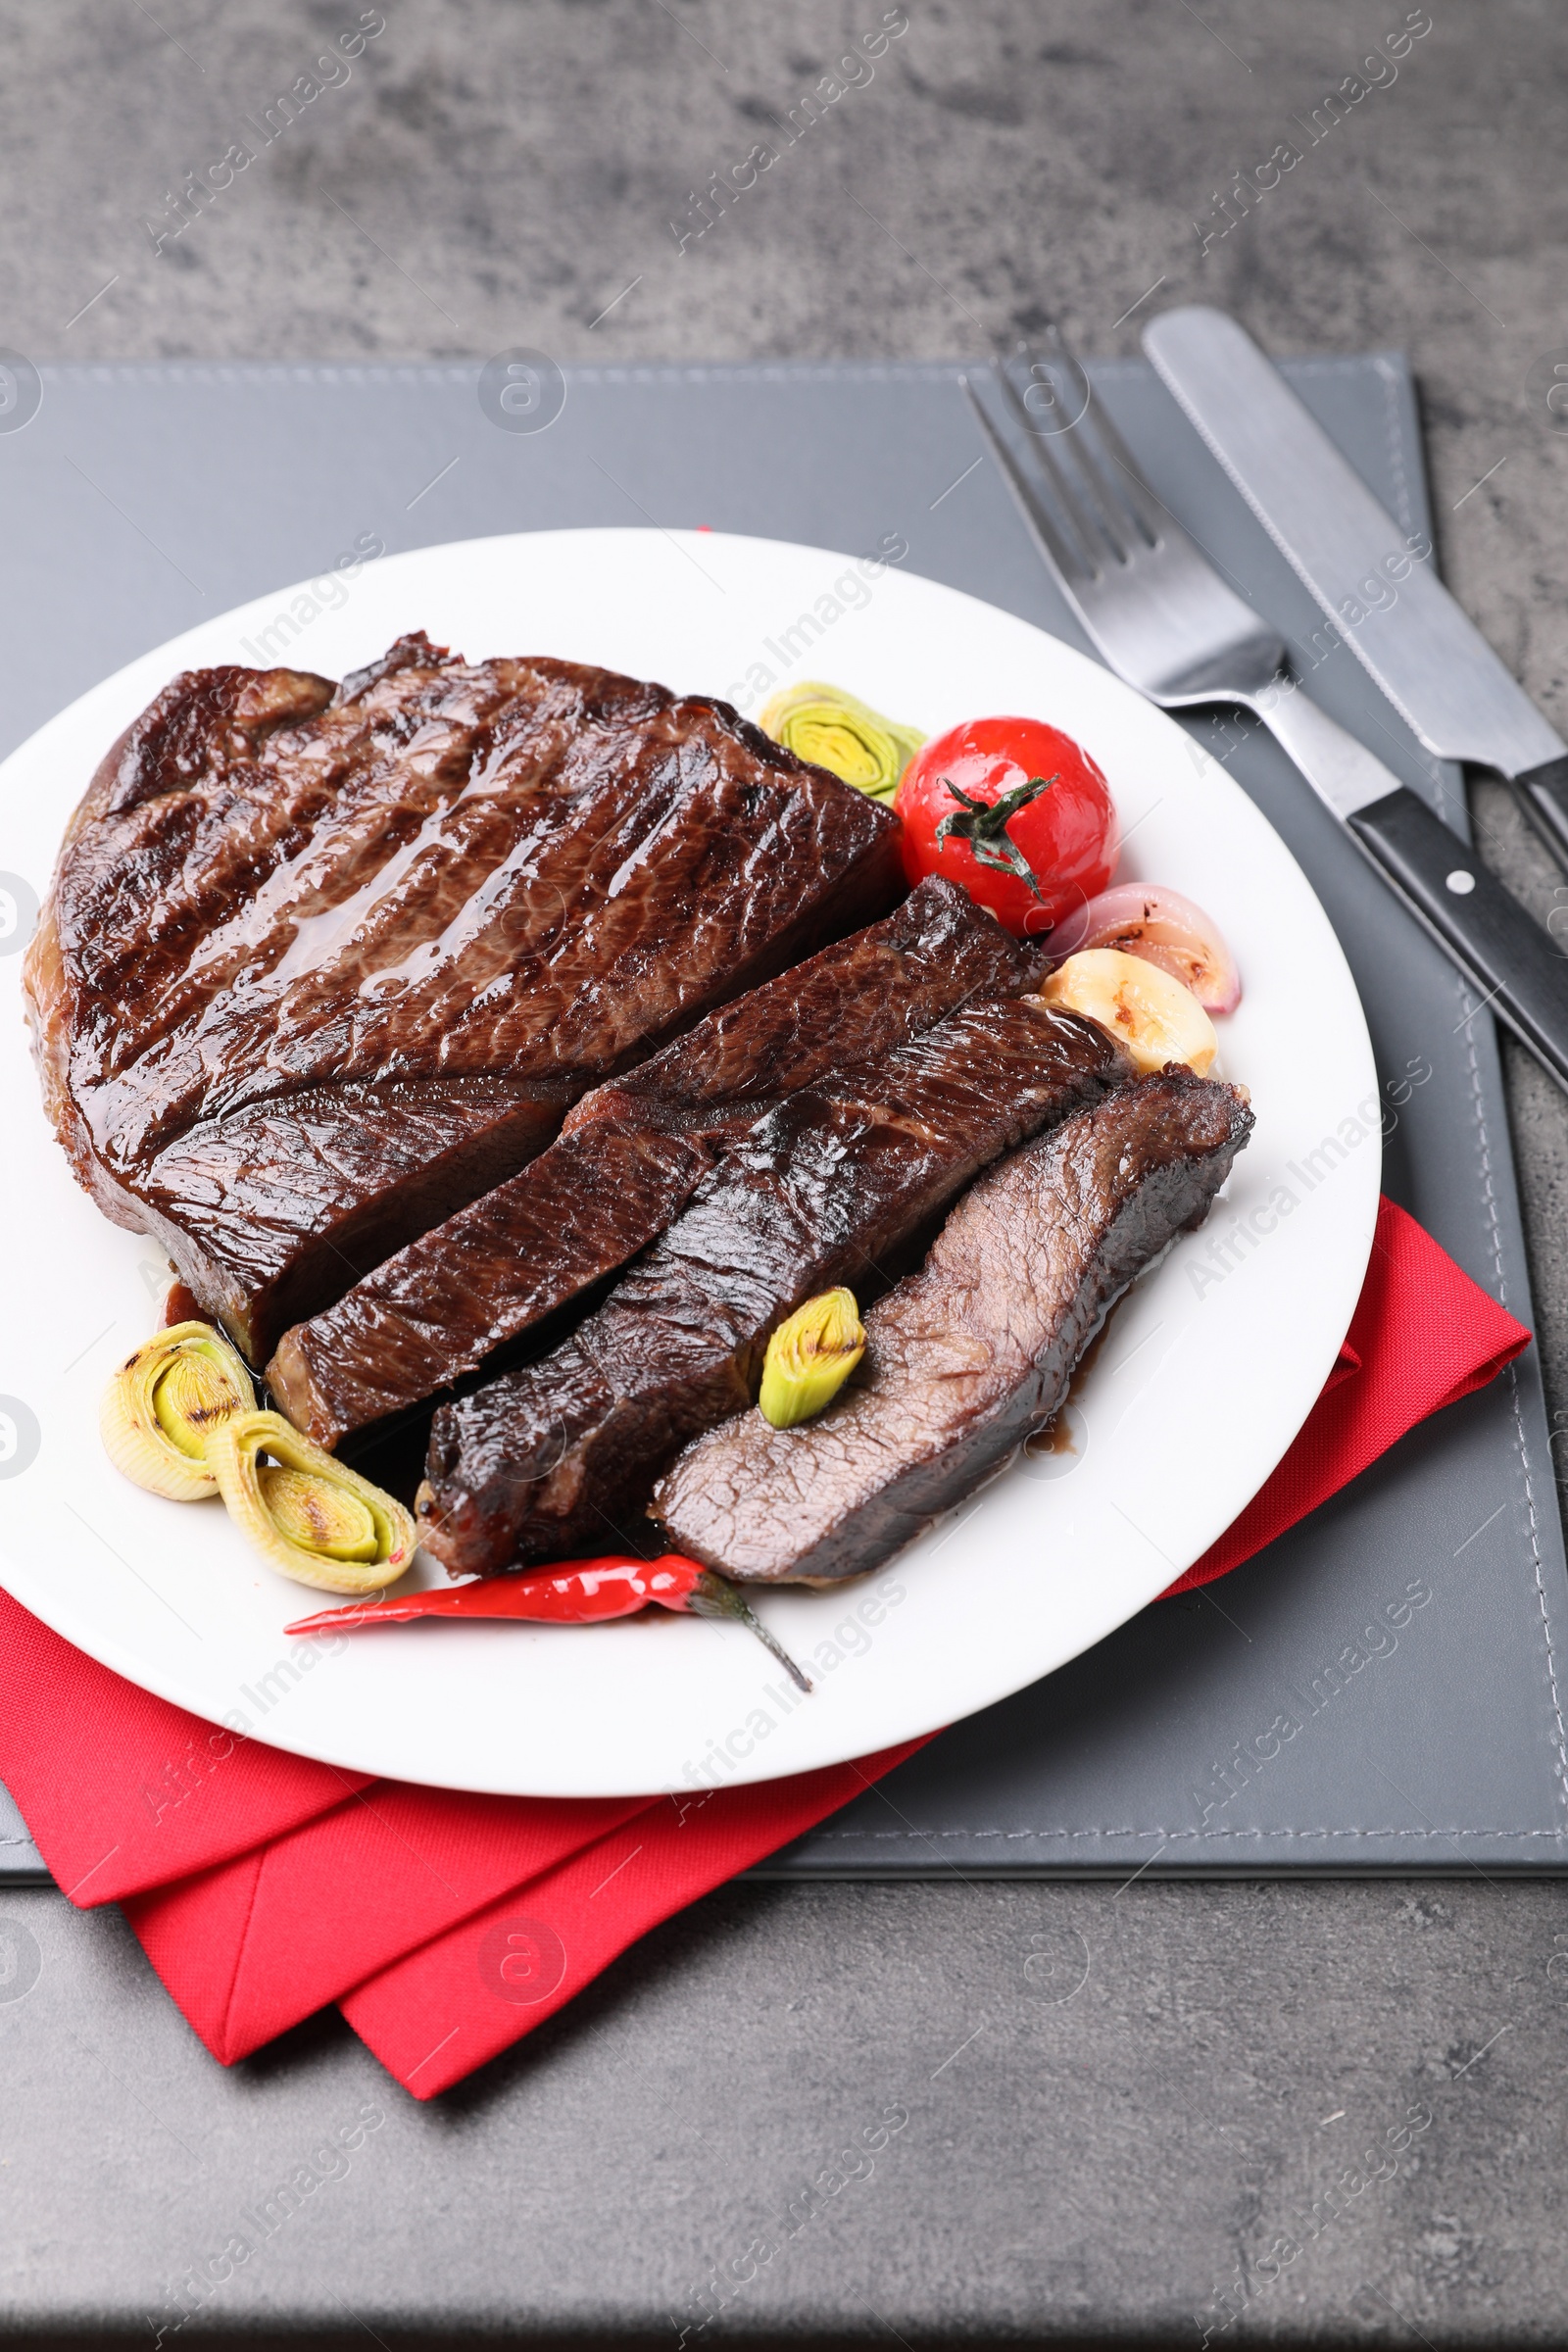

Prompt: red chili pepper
[{"left": 284, "top": 1552, "right": 812, "bottom": 1691}]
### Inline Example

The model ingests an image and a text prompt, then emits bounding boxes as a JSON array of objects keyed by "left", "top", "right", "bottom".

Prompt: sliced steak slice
[
  {"left": 25, "top": 634, "right": 900, "bottom": 1358},
  {"left": 416, "top": 1001, "right": 1132, "bottom": 1576},
  {"left": 267, "top": 878, "right": 1036, "bottom": 1446},
  {"left": 560, "top": 875, "right": 1037, "bottom": 1145},
  {"left": 652, "top": 1068, "right": 1253, "bottom": 1584},
  {"left": 269, "top": 1121, "right": 710, "bottom": 1446},
  {"left": 134, "top": 1075, "right": 573, "bottom": 1364}
]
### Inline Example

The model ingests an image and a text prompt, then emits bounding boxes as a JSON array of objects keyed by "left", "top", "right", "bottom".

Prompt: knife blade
[{"left": 1142, "top": 305, "right": 1568, "bottom": 865}]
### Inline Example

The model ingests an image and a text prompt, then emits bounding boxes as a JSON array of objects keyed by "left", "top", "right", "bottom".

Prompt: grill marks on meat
[
  {"left": 652, "top": 1069, "right": 1253, "bottom": 1584},
  {"left": 270, "top": 1122, "right": 713, "bottom": 1444},
  {"left": 135, "top": 1075, "right": 574, "bottom": 1363},
  {"left": 24, "top": 634, "right": 900, "bottom": 1359},
  {"left": 559, "top": 877, "right": 1037, "bottom": 1146},
  {"left": 266, "top": 879, "right": 1037, "bottom": 1447},
  {"left": 416, "top": 1002, "right": 1131, "bottom": 1577},
  {"left": 26, "top": 663, "right": 337, "bottom": 1204}
]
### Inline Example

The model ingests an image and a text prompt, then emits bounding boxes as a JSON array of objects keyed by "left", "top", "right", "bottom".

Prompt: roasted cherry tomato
[{"left": 894, "top": 715, "right": 1119, "bottom": 937}]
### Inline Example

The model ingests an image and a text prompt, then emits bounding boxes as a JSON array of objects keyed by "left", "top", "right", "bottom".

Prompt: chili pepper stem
[
  {"left": 285, "top": 1555, "right": 815, "bottom": 1694},
  {"left": 687, "top": 1572, "right": 813, "bottom": 1693}
]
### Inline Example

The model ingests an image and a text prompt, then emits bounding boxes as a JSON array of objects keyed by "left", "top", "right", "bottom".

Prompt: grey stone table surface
[{"left": 4, "top": 2, "right": 1568, "bottom": 2343}]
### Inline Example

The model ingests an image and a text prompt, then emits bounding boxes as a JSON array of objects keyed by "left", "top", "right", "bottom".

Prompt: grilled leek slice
[
  {"left": 758, "top": 681, "right": 925, "bottom": 802},
  {"left": 759, "top": 1288, "right": 866, "bottom": 1429},
  {"left": 207, "top": 1410, "right": 416, "bottom": 1594},
  {"left": 100, "top": 1322, "right": 256, "bottom": 1501}
]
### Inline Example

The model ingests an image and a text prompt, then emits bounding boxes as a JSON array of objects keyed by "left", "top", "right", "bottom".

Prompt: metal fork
[
  {"left": 963, "top": 328, "right": 1568, "bottom": 1098},
  {"left": 962, "top": 328, "right": 1416, "bottom": 823}
]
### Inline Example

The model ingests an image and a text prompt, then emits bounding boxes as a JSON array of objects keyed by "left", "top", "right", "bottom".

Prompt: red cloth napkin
[
  {"left": 0, "top": 1196, "right": 1530, "bottom": 2097},
  {"left": 1163, "top": 1195, "right": 1531, "bottom": 1593}
]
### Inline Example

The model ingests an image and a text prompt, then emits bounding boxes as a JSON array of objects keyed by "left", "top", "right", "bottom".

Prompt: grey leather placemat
[{"left": 0, "top": 355, "right": 1563, "bottom": 1883}]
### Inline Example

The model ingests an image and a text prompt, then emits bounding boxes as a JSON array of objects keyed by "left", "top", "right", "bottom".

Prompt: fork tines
[{"left": 962, "top": 327, "right": 1164, "bottom": 582}]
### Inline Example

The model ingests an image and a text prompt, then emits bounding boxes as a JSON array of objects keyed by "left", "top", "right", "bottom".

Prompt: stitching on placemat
[
  {"left": 805, "top": 1825, "right": 1568, "bottom": 1842},
  {"left": 35, "top": 361, "right": 974, "bottom": 390},
  {"left": 32, "top": 357, "right": 1367, "bottom": 393},
  {"left": 36, "top": 357, "right": 1381, "bottom": 389},
  {"left": 1459, "top": 1001, "right": 1568, "bottom": 1819},
  {"left": 1511, "top": 1357, "right": 1567, "bottom": 1815}
]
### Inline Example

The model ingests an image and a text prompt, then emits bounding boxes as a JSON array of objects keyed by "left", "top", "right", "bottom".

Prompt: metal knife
[{"left": 1143, "top": 305, "right": 1568, "bottom": 868}]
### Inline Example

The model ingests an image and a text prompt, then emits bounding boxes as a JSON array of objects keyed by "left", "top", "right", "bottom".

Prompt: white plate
[{"left": 0, "top": 529, "right": 1379, "bottom": 1798}]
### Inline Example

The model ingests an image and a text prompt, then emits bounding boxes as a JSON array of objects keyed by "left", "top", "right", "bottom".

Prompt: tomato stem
[{"left": 935, "top": 773, "right": 1055, "bottom": 900}]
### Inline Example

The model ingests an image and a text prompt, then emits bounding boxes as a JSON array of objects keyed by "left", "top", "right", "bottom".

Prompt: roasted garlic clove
[
  {"left": 207, "top": 1410, "right": 416, "bottom": 1594},
  {"left": 758, "top": 681, "right": 925, "bottom": 802},
  {"left": 759, "top": 1288, "right": 866, "bottom": 1428},
  {"left": 100, "top": 1321, "right": 257, "bottom": 1501},
  {"left": 1035, "top": 949, "right": 1218, "bottom": 1076}
]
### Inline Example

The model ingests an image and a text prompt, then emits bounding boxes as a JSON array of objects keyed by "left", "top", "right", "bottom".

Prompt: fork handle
[
  {"left": 1243, "top": 674, "right": 1412, "bottom": 821},
  {"left": 1512, "top": 754, "right": 1568, "bottom": 873}
]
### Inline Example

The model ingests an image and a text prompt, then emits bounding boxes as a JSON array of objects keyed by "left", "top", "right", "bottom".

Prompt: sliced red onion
[{"left": 1048, "top": 883, "right": 1241, "bottom": 1014}]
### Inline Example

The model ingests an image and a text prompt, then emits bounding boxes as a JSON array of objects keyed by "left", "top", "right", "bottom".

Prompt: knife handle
[
  {"left": 1348, "top": 787, "right": 1568, "bottom": 1093},
  {"left": 1512, "top": 755, "right": 1568, "bottom": 875}
]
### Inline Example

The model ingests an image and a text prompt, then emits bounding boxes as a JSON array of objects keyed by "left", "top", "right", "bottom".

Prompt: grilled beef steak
[
  {"left": 417, "top": 1001, "right": 1131, "bottom": 1576},
  {"left": 653, "top": 1069, "right": 1252, "bottom": 1583},
  {"left": 268, "top": 878, "right": 1037, "bottom": 1446},
  {"left": 24, "top": 634, "right": 900, "bottom": 1359},
  {"left": 133, "top": 1075, "right": 574, "bottom": 1359}
]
